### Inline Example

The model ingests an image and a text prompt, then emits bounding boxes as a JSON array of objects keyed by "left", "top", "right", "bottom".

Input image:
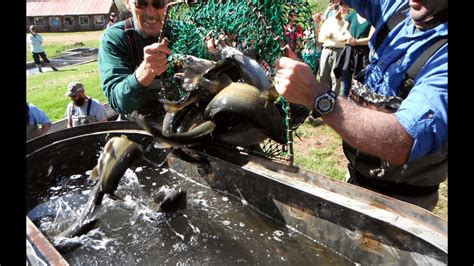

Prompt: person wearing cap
[
  {"left": 26, "top": 103, "right": 51, "bottom": 141},
  {"left": 65, "top": 82, "right": 108, "bottom": 128},
  {"left": 274, "top": 0, "right": 447, "bottom": 211},
  {"left": 106, "top": 13, "right": 118, "bottom": 28},
  {"left": 98, "top": 0, "right": 172, "bottom": 120},
  {"left": 27, "top": 25, "right": 58, "bottom": 73}
]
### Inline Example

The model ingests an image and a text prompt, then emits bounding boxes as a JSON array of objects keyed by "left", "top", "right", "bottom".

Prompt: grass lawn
[{"left": 27, "top": 62, "right": 107, "bottom": 122}]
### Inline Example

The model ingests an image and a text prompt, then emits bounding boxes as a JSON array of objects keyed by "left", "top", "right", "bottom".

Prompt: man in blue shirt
[
  {"left": 26, "top": 103, "right": 51, "bottom": 141},
  {"left": 274, "top": 0, "right": 447, "bottom": 211}
]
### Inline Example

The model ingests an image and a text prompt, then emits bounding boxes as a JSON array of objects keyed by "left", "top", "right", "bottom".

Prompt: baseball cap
[{"left": 65, "top": 82, "right": 84, "bottom": 97}]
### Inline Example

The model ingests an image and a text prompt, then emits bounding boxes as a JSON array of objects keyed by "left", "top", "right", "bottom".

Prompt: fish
[
  {"left": 204, "top": 82, "right": 287, "bottom": 145},
  {"left": 160, "top": 55, "right": 232, "bottom": 113},
  {"left": 160, "top": 46, "right": 273, "bottom": 114},
  {"left": 54, "top": 136, "right": 144, "bottom": 242},
  {"left": 135, "top": 117, "right": 216, "bottom": 149},
  {"left": 217, "top": 46, "right": 272, "bottom": 92},
  {"left": 90, "top": 135, "right": 143, "bottom": 204}
]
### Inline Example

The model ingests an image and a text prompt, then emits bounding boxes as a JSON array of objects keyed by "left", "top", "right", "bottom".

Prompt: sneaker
[
  {"left": 38, "top": 69, "right": 42, "bottom": 73},
  {"left": 52, "top": 67, "right": 58, "bottom": 71}
]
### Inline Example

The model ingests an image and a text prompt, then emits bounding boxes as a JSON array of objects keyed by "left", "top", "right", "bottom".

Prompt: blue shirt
[
  {"left": 28, "top": 104, "right": 51, "bottom": 126},
  {"left": 343, "top": 0, "right": 447, "bottom": 161}
]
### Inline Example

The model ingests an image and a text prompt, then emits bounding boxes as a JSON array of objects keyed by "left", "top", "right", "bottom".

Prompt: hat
[{"left": 65, "top": 82, "right": 84, "bottom": 97}]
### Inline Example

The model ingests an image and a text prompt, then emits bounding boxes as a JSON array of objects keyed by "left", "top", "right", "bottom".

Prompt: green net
[
  {"left": 166, "top": 0, "right": 319, "bottom": 75},
  {"left": 163, "top": 0, "right": 318, "bottom": 163}
]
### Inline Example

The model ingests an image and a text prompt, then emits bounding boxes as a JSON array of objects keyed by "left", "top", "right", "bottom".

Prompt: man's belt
[
  {"left": 323, "top": 46, "right": 343, "bottom": 51},
  {"left": 348, "top": 165, "right": 440, "bottom": 197}
]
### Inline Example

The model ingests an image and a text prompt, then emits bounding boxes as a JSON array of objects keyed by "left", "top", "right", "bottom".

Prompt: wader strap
[
  {"left": 86, "top": 98, "right": 92, "bottom": 116},
  {"left": 371, "top": 3, "right": 448, "bottom": 98},
  {"left": 373, "top": 3, "right": 409, "bottom": 51},
  {"left": 124, "top": 18, "right": 141, "bottom": 70},
  {"left": 398, "top": 36, "right": 448, "bottom": 98},
  {"left": 347, "top": 164, "right": 439, "bottom": 197}
]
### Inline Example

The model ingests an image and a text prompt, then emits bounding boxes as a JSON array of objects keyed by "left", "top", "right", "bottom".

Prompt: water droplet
[
  {"left": 47, "top": 165, "right": 53, "bottom": 176},
  {"left": 273, "top": 230, "right": 284, "bottom": 237},
  {"left": 70, "top": 174, "right": 82, "bottom": 180}
]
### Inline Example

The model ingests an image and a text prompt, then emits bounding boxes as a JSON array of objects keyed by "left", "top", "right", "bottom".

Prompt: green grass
[
  {"left": 308, "top": 0, "right": 330, "bottom": 13},
  {"left": 294, "top": 121, "right": 347, "bottom": 181},
  {"left": 27, "top": 62, "right": 107, "bottom": 122}
]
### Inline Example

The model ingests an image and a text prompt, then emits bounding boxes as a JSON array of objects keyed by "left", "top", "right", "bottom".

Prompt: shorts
[{"left": 32, "top": 52, "right": 50, "bottom": 64}]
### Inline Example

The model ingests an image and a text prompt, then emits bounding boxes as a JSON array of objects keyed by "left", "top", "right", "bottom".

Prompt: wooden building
[{"left": 26, "top": 0, "right": 119, "bottom": 32}]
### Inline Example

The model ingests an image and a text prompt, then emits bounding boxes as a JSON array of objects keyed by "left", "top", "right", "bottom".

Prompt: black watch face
[
  {"left": 313, "top": 92, "right": 335, "bottom": 118},
  {"left": 319, "top": 97, "right": 332, "bottom": 112}
]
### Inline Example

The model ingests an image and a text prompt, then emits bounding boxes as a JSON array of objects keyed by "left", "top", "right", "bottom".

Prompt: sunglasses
[{"left": 133, "top": 0, "right": 166, "bottom": 9}]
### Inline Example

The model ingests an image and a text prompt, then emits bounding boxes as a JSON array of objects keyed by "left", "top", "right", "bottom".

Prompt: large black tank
[{"left": 26, "top": 121, "right": 447, "bottom": 265}]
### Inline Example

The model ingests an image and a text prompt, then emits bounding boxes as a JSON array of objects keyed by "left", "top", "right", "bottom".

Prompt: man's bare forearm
[{"left": 323, "top": 97, "right": 413, "bottom": 165}]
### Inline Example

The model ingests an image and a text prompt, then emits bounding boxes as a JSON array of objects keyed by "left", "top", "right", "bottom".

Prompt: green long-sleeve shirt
[{"left": 98, "top": 18, "right": 161, "bottom": 114}]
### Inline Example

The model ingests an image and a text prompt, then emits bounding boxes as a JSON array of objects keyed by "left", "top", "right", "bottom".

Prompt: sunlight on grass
[{"left": 27, "top": 62, "right": 107, "bottom": 122}]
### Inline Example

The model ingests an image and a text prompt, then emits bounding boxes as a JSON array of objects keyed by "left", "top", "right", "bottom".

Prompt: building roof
[{"left": 27, "top": 0, "right": 114, "bottom": 17}]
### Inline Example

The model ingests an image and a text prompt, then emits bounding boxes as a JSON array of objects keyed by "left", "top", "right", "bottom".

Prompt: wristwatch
[{"left": 311, "top": 90, "right": 336, "bottom": 119}]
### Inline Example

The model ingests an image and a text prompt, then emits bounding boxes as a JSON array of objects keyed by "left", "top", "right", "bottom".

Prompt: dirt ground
[
  {"left": 26, "top": 31, "right": 103, "bottom": 48},
  {"left": 43, "top": 31, "right": 103, "bottom": 43}
]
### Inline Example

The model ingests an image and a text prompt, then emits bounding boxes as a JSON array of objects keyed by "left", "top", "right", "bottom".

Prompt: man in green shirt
[{"left": 98, "top": 0, "right": 171, "bottom": 119}]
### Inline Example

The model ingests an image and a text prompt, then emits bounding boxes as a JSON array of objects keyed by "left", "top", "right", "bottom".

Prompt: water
[{"left": 28, "top": 165, "right": 353, "bottom": 265}]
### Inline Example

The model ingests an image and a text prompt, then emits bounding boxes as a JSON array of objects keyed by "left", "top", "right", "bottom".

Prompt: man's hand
[
  {"left": 274, "top": 45, "right": 328, "bottom": 108},
  {"left": 135, "top": 38, "right": 172, "bottom": 87},
  {"left": 347, "top": 37, "right": 357, "bottom": 46}
]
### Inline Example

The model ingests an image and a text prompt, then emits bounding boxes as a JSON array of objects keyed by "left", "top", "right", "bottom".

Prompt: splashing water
[{"left": 28, "top": 165, "right": 353, "bottom": 265}]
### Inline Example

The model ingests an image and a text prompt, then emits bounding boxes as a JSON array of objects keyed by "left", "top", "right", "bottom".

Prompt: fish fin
[
  {"left": 159, "top": 99, "right": 180, "bottom": 113},
  {"left": 90, "top": 166, "right": 99, "bottom": 181},
  {"left": 262, "top": 86, "right": 279, "bottom": 101},
  {"left": 94, "top": 191, "right": 105, "bottom": 206},
  {"left": 159, "top": 92, "right": 197, "bottom": 113}
]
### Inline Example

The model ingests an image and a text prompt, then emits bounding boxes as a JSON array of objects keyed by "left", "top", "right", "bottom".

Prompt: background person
[
  {"left": 317, "top": 2, "right": 349, "bottom": 95},
  {"left": 322, "top": 0, "right": 342, "bottom": 21},
  {"left": 65, "top": 82, "right": 107, "bottom": 128},
  {"left": 26, "top": 103, "right": 51, "bottom": 141},
  {"left": 274, "top": 0, "right": 447, "bottom": 211},
  {"left": 335, "top": 12, "right": 375, "bottom": 97},
  {"left": 284, "top": 10, "right": 305, "bottom": 58},
  {"left": 27, "top": 25, "right": 58, "bottom": 73}
]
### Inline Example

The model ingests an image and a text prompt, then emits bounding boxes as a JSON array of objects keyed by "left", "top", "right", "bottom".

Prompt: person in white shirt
[
  {"left": 27, "top": 25, "right": 58, "bottom": 73},
  {"left": 318, "top": 3, "right": 349, "bottom": 95}
]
